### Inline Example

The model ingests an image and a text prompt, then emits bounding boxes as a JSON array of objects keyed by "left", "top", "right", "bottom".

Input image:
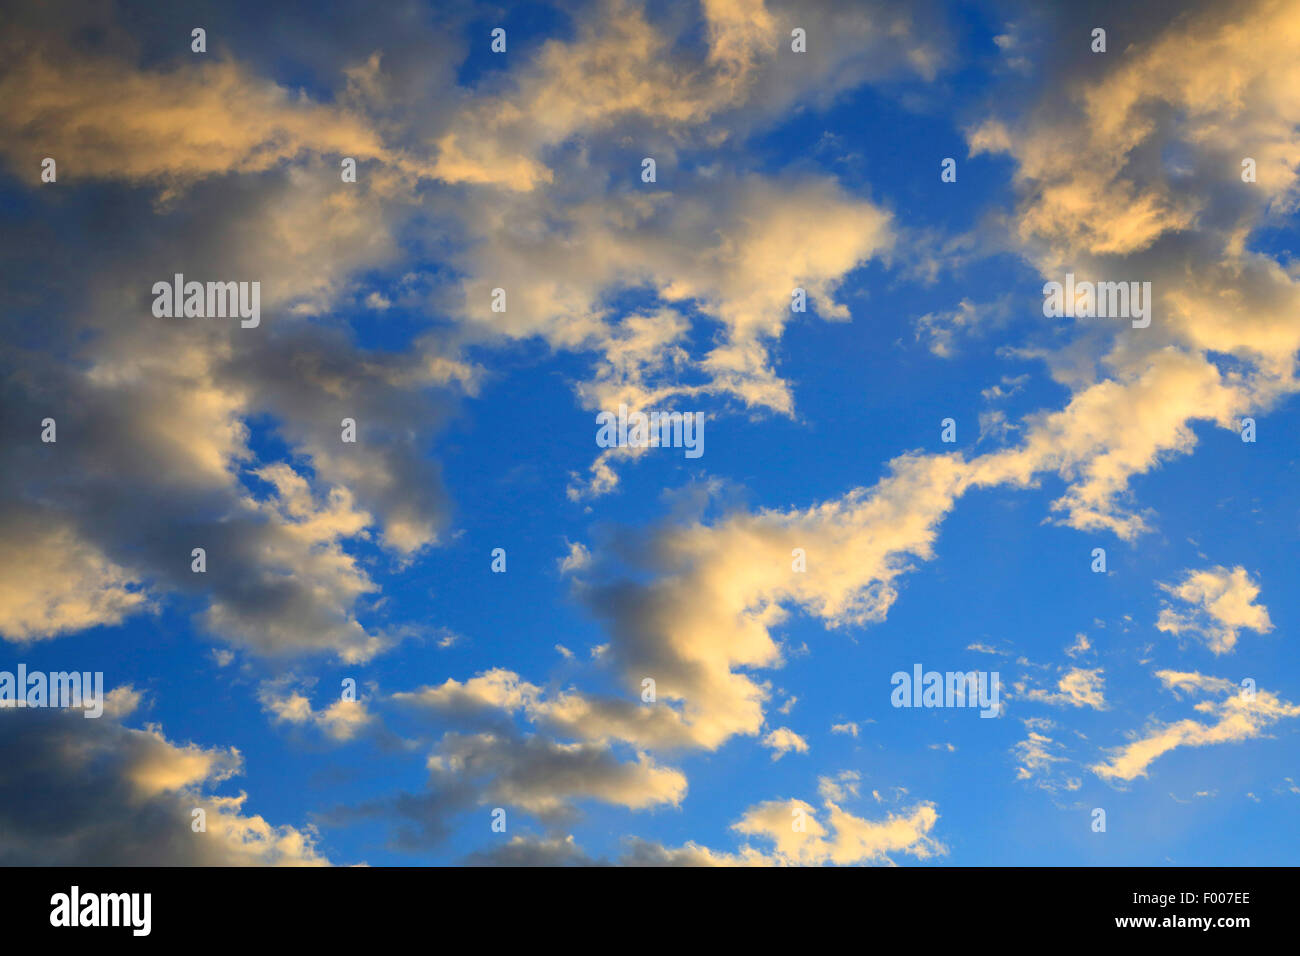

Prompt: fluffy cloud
[
  {"left": 0, "top": 70, "right": 458, "bottom": 659},
  {"left": 428, "top": 0, "right": 944, "bottom": 191},
  {"left": 6, "top": 0, "right": 1299, "bottom": 867},
  {"left": 0, "top": 23, "right": 437, "bottom": 195},
  {"left": 259, "top": 678, "right": 376, "bottom": 742},
  {"left": 454, "top": 173, "right": 895, "bottom": 500},
  {"left": 0, "top": 696, "right": 330, "bottom": 865},
  {"left": 428, "top": 732, "right": 686, "bottom": 817},
  {"left": 332, "top": 720, "right": 688, "bottom": 850},
  {"left": 461, "top": 772, "right": 942, "bottom": 867},
  {"left": 0, "top": 514, "right": 150, "bottom": 641},
  {"left": 761, "top": 726, "right": 810, "bottom": 760},
  {"left": 959, "top": 0, "right": 1300, "bottom": 541},
  {"left": 404, "top": 0, "right": 1300, "bottom": 842},
  {"left": 0, "top": 0, "right": 926, "bottom": 663},
  {"left": 1157, "top": 565, "right": 1273, "bottom": 654},
  {"left": 732, "top": 794, "right": 944, "bottom": 866},
  {"left": 463, "top": 834, "right": 597, "bottom": 867}
]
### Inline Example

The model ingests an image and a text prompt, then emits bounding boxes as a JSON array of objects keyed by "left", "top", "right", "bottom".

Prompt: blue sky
[{"left": 1, "top": 0, "right": 1298, "bottom": 866}]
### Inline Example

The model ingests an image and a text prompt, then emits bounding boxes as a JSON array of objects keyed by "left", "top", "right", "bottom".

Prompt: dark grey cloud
[{"left": 0, "top": 703, "right": 330, "bottom": 864}]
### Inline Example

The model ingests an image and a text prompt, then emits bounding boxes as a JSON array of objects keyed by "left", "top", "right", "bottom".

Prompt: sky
[{"left": 0, "top": 0, "right": 1298, "bottom": 866}]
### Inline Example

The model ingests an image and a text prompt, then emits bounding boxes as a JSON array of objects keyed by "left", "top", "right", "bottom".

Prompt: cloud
[
  {"left": 428, "top": 731, "right": 687, "bottom": 816},
  {"left": 386, "top": 0, "right": 1300, "bottom": 802},
  {"left": 350, "top": 669, "right": 697, "bottom": 843},
  {"left": 957, "top": 0, "right": 1300, "bottom": 542},
  {"left": 968, "top": 348, "right": 1250, "bottom": 541},
  {"left": 1019, "top": 667, "right": 1107, "bottom": 710},
  {"left": 732, "top": 794, "right": 945, "bottom": 866},
  {"left": 0, "top": 124, "right": 458, "bottom": 662},
  {"left": 0, "top": 0, "right": 925, "bottom": 673},
  {"left": 394, "top": 667, "right": 703, "bottom": 754},
  {"left": 572, "top": 451, "right": 972, "bottom": 750},
  {"left": 0, "top": 701, "right": 329, "bottom": 865},
  {"left": 616, "top": 837, "right": 763, "bottom": 866},
  {"left": 1014, "top": 732, "right": 1066, "bottom": 780},
  {"left": 463, "top": 833, "right": 765, "bottom": 866},
  {"left": 7, "top": 0, "right": 1300, "bottom": 867},
  {"left": 427, "top": 0, "right": 945, "bottom": 191},
  {"left": 335, "top": 724, "right": 687, "bottom": 850},
  {"left": 1157, "top": 565, "right": 1273, "bottom": 654},
  {"left": 915, "top": 297, "right": 1009, "bottom": 358},
  {"left": 460, "top": 774, "right": 941, "bottom": 866},
  {"left": 817, "top": 770, "right": 862, "bottom": 802},
  {"left": 0, "top": 26, "right": 437, "bottom": 195},
  {"left": 1092, "top": 670, "right": 1300, "bottom": 783},
  {"left": 0, "top": 513, "right": 150, "bottom": 641},
  {"left": 258, "top": 678, "right": 376, "bottom": 742},
  {"left": 453, "top": 173, "right": 896, "bottom": 499},
  {"left": 761, "top": 726, "right": 809, "bottom": 760},
  {"left": 415, "top": 0, "right": 927, "bottom": 496},
  {"left": 558, "top": 541, "right": 592, "bottom": 575},
  {"left": 463, "top": 834, "right": 597, "bottom": 867}
]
